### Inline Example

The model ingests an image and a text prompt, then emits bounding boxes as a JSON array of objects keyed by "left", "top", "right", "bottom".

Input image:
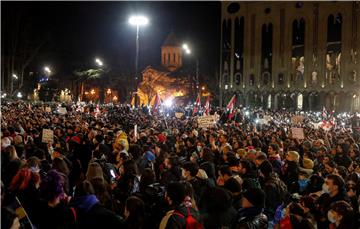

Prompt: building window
[
  {"left": 261, "top": 23, "right": 273, "bottom": 85},
  {"left": 249, "top": 74, "right": 255, "bottom": 86},
  {"left": 265, "top": 8, "right": 271, "bottom": 14},
  {"left": 326, "top": 14, "right": 342, "bottom": 85},
  {"left": 235, "top": 73, "right": 242, "bottom": 85},
  {"left": 291, "top": 19, "right": 305, "bottom": 83},
  {"left": 227, "top": 2, "right": 240, "bottom": 14},
  {"left": 278, "top": 73, "right": 284, "bottom": 85}
]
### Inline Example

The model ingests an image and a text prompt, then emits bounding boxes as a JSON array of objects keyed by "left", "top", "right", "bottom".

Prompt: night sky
[{"left": 2, "top": 1, "right": 221, "bottom": 78}]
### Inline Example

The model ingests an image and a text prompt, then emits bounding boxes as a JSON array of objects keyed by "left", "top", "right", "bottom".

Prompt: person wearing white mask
[
  {"left": 317, "top": 175, "right": 350, "bottom": 229},
  {"left": 327, "top": 200, "right": 356, "bottom": 228}
]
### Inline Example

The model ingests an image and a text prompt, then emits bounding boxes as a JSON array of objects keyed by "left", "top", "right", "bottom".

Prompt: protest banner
[
  {"left": 58, "top": 107, "right": 67, "bottom": 115},
  {"left": 291, "top": 115, "right": 304, "bottom": 124},
  {"left": 42, "top": 129, "right": 54, "bottom": 143},
  {"left": 175, "top": 112, "right": 184, "bottom": 119},
  {"left": 197, "top": 115, "right": 217, "bottom": 128},
  {"left": 291, "top": 127, "right": 304, "bottom": 139}
]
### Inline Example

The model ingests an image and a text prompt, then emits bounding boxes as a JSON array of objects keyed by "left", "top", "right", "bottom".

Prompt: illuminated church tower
[{"left": 161, "top": 31, "right": 182, "bottom": 72}]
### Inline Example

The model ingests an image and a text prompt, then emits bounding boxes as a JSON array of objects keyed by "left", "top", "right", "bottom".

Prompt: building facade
[{"left": 220, "top": 1, "right": 360, "bottom": 112}]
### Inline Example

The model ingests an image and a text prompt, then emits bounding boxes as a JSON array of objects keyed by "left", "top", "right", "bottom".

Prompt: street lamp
[
  {"left": 128, "top": 15, "right": 149, "bottom": 83},
  {"left": 12, "top": 74, "right": 18, "bottom": 80},
  {"left": 44, "top": 66, "right": 51, "bottom": 74},
  {"left": 95, "top": 58, "right": 103, "bottom": 67},
  {"left": 182, "top": 43, "right": 199, "bottom": 95}
]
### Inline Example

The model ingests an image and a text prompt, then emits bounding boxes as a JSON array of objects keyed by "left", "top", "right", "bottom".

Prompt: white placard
[
  {"left": 134, "top": 124, "right": 138, "bottom": 139},
  {"left": 291, "top": 115, "right": 304, "bottom": 124},
  {"left": 291, "top": 127, "right": 304, "bottom": 139},
  {"left": 58, "top": 107, "right": 67, "bottom": 114},
  {"left": 42, "top": 129, "right": 54, "bottom": 143},
  {"left": 197, "top": 115, "right": 217, "bottom": 128},
  {"left": 175, "top": 112, "right": 184, "bottom": 119}
]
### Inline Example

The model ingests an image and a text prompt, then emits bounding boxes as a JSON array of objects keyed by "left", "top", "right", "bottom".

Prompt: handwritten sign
[
  {"left": 175, "top": 112, "right": 184, "bottom": 119},
  {"left": 291, "top": 115, "right": 304, "bottom": 124},
  {"left": 291, "top": 127, "right": 304, "bottom": 139},
  {"left": 58, "top": 107, "right": 67, "bottom": 115},
  {"left": 42, "top": 129, "right": 54, "bottom": 143},
  {"left": 197, "top": 115, "right": 217, "bottom": 128}
]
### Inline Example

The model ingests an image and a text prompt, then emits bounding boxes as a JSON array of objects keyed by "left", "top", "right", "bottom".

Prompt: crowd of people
[{"left": 1, "top": 100, "right": 360, "bottom": 229}]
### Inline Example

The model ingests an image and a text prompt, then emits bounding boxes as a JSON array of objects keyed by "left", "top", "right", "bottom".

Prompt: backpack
[{"left": 173, "top": 207, "right": 203, "bottom": 229}]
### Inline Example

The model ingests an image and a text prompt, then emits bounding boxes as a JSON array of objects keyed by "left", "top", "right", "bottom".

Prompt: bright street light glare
[
  {"left": 17, "top": 92, "right": 22, "bottom": 98},
  {"left": 185, "top": 49, "right": 191, "bottom": 54},
  {"left": 164, "top": 98, "right": 173, "bottom": 107},
  {"left": 12, "top": 74, "right": 18, "bottom": 79},
  {"left": 182, "top": 44, "right": 188, "bottom": 50},
  {"left": 44, "top": 66, "right": 51, "bottom": 73},
  {"left": 95, "top": 58, "right": 103, "bottom": 66},
  {"left": 129, "top": 16, "right": 149, "bottom": 26}
]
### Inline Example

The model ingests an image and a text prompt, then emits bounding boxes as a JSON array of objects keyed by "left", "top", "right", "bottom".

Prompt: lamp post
[
  {"left": 129, "top": 15, "right": 149, "bottom": 84},
  {"left": 182, "top": 44, "right": 199, "bottom": 96}
]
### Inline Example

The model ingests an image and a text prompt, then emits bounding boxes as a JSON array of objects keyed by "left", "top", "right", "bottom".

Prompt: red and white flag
[
  {"left": 204, "top": 96, "right": 210, "bottom": 116},
  {"left": 322, "top": 106, "right": 328, "bottom": 118},
  {"left": 226, "top": 95, "right": 236, "bottom": 120},
  {"left": 95, "top": 104, "right": 100, "bottom": 118},
  {"left": 151, "top": 93, "right": 161, "bottom": 114},
  {"left": 193, "top": 93, "right": 201, "bottom": 115}
]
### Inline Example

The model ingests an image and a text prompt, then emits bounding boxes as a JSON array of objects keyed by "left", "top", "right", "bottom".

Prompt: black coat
[
  {"left": 71, "top": 195, "right": 123, "bottom": 229},
  {"left": 232, "top": 207, "right": 268, "bottom": 229}
]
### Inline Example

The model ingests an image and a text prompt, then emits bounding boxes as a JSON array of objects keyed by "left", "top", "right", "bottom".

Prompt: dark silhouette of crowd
[{"left": 1, "top": 101, "right": 360, "bottom": 229}]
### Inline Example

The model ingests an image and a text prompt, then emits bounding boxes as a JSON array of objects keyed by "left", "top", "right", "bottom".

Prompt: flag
[
  {"left": 226, "top": 94, "right": 236, "bottom": 120},
  {"left": 322, "top": 106, "right": 328, "bottom": 118},
  {"left": 94, "top": 104, "right": 100, "bottom": 118},
  {"left": 151, "top": 93, "right": 161, "bottom": 114},
  {"left": 193, "top": 93, "right": 201, "bottom": 115},
  {"left": 204, "top": 96, "right": 210, "bottom": 116}
]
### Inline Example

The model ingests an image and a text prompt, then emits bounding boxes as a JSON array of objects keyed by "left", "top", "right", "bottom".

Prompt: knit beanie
[{"left": 242, "top": 188, "right": 266, "bottom": 208}]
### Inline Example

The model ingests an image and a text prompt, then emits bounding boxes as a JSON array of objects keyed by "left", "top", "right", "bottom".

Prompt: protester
[{"left": 2, "top": 100, "right": 360, "bottom": 228}]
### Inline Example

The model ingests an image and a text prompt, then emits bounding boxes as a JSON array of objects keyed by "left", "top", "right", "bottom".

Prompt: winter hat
[
  {"left": 157, "top": 133, "right": 167, "bottom": 143},
  {"left": 259, "top": 160, "right": 273, "bottom": 177},
  {"left": 144, "top": 151, "right": 155, "bottom": 162},
  {"left": 71, "top": 136, "right": 81, "bottom": 144},
  {"left": 242, "top": 188, "right": 266, "bottom": 208}
]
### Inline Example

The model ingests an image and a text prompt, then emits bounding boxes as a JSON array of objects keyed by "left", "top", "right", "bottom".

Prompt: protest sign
[
  {"left": 58, "top": 107, "right": 67, "bottom": 115},
  {"left": 42, "top": 129, "right": 54, "bottom": 143},
  {"left": 197, "top": 115, "right": 217, "bottom": 128},
  {"left": 291, "top": 115, "right": 304, "bottom": 124},
  {"left": 291, "top": 127, "right": 304, "bottom": 139},
  {"left": 134, "top": 124, "right": 138, "bottom": 140},
  {"left": 175, "top": 112, "right": 184, "bottom": 119}
]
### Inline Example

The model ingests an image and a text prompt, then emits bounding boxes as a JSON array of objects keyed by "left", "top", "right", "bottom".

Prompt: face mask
[
  {"left": 197, "top": 146, "right": 202, "bottom": 152},
  {"left": 327, "top": 211, "right": 337, "bottom": 223},
  {"left": 322, "top": 183, "right": 331, "bottom": 194}
]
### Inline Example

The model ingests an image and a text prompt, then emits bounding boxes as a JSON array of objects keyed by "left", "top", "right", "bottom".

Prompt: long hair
[
  {"left": 9, "top": 168, "right": 40, "bottom": 192},
  {"left": 125, "top": 196, "right": 145, "bottom": 229},
  {"left": 52, "top": 157, "right": 70, "bottom": 176},
  {"left": 86, "top": 162, "right": 104, "bottom": 180}
]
